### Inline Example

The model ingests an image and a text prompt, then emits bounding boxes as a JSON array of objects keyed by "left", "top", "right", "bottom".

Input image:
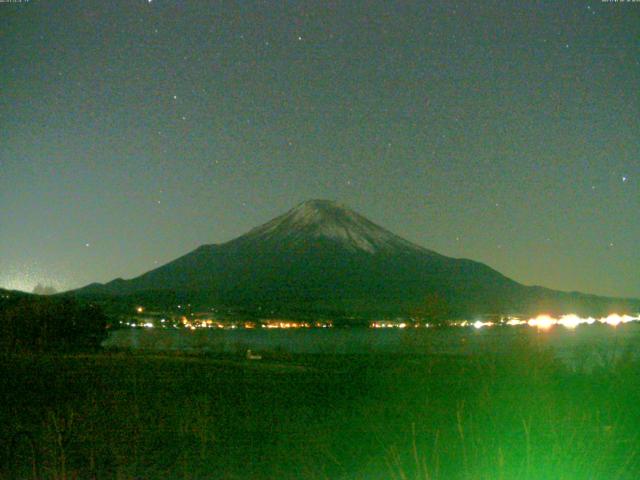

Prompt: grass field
[{"left": 1, "top": 344, "right": 639, "bottom": 479}]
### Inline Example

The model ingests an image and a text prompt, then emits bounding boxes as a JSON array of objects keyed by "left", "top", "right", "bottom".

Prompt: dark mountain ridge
[{"left": 70, "top": 200, "right": 639, "bottom": 319}]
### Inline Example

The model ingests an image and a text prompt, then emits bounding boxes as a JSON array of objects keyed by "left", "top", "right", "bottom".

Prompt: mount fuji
[{"left": 70, "top": 200, "right": 637, "bottom": 319}]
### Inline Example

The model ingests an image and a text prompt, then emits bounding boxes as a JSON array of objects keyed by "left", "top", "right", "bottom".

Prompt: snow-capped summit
[{"left": 241, "top": 199, "right": 424, "bottom": 254}]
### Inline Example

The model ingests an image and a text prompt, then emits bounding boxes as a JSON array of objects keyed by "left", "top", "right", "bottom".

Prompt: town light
[
  {"left": 557, "top": 314, "right": 581, "bottom": 329},
  {"left": 528, "top": 314, "right": 556, "bottom": 330}
]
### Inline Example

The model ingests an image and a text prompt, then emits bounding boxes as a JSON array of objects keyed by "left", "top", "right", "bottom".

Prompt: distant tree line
[
  {"left": 32, "top": 283, "right": 58, "bottom": 295},
  {"left": 0, "top": 294, "right": 108, "bottom": 352}
]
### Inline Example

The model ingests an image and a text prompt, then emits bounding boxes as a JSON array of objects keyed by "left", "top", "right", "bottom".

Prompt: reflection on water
[{"left": 104, "top": 322, "right": 640, "bottom": 369}]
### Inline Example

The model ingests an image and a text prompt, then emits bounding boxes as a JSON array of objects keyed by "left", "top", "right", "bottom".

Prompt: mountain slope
[{"left": 71, "top": 200, "right": 639, "bottom": 318}]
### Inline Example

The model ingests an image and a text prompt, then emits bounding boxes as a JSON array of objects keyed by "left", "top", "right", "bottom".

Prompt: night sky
[{"left": 1, "top": 0, "right": 638, "bottom": 298}]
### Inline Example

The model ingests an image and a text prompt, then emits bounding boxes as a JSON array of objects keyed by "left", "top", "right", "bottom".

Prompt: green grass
[{"left": 1, "top": 345, "right": 639, "bottom": 479}]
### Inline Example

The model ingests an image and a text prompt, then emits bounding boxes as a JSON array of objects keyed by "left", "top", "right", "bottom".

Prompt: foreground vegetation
[
  {"left": 1, "top": 344, "right": 639, "bottom": 479},
  {"left": 0, "top": 292, "right": 107, "bottom": 352}
]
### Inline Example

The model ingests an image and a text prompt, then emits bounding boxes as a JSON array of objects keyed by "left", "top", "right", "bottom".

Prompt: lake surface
[{"left": 104, "top": 323, "right": 640, "bottom": 368}]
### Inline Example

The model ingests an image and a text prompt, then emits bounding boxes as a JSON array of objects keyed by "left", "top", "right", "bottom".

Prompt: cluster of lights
[
  {"left": 371, "top": 322, "right": 408, "bottom": 329},
  {"left": 475, "top": 313, "right": 640, "bottom": 330},
  {"left": 126, "top": 309, "right": 335, "bottom": 330},
  {"left": 120, "top": 321, "right": 159, "bottom": 328},
  {"left": 473, "top": 321, "right": 494, "bottom": 329},
  {"left": 128, "top": 306, "right": 639, "bottom": 331},
  {"left": 369, "top": 314, "right": 640, "bottom": 331},
  {"left": 182, "top": 318, "right": 233, "bottom": 330},
  {"left": 169, "top": 320, "right": 331, "bottom": 330},
  {"left": 260, "top": 320, "right": 332, "bottom": 329},
  {"left": 263, "top": 321, "right": 310, "bottom": 329}
]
